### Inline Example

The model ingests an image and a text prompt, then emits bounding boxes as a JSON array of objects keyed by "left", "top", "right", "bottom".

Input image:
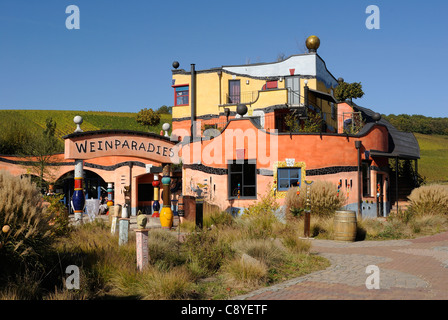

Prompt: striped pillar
[
  {"left": 152, "top": 175, "right": 160, "bottom": 218},
  {"left": 159, "top": 166, "right": 173, "bottom": 229},
  {"left": 107, "top": 183, "right": 114, "bottom": 208},
  {"left": 72, "top": 159, "right": 85, "bottom": 225}
]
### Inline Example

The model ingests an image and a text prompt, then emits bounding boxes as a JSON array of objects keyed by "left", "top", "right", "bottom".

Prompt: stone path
[{"left": 234, "top": 231, "right": 448, "bottom": 300}]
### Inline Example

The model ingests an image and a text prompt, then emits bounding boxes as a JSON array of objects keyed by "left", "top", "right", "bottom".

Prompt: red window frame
[{"left": 172, "top": 84, "right": 189, "bottom": 106}]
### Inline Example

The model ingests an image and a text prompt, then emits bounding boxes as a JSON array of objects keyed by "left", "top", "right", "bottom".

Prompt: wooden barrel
[{"left": 333, "top": 210, "right": 357, "bottom": 242}]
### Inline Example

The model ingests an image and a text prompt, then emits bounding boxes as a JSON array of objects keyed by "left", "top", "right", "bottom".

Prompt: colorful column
[
  {"left": 152, "top": 175, "right": 160, "bottom": 218},
  {"left": 159, "top": 165, "right": 173, "bottom": 229},
  {"left": 107, "top": 183, "right": 114, "bottom": 210},
  {"left": 72, "top": 159, "right": 85, "bottom": 225}
]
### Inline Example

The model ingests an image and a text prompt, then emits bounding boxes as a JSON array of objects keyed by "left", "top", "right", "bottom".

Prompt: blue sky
[{"left": 0, "top": 0, "right": 447, "bottom": 117}]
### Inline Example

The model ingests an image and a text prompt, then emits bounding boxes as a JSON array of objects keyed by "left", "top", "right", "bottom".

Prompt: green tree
[
  {"left": 334, "top": 81, "right": 364, "bottom": 105},
  {"left": 136, "top": 108, "right": 161, "bottom": 129},
  {"left": 285, "top": 111, "right": 322, "bottom": 133},
  {"left": 20, "top": 119, "right": 63, "bottom": 193},
  {"left": 43, "top": 117, "right": 57, "bottom": 137},
  {"left": 156, "top": 105, "right": 172, "bottom": 115}
]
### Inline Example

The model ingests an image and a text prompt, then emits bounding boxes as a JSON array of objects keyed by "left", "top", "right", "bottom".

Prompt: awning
[{"left": 308, "top": 89, "right": 338, "bottom": 103}]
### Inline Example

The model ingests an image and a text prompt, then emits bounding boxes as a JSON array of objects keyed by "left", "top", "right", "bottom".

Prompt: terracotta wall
[{"left": 180, "top": 117, "right": 391, "bottom": 211}]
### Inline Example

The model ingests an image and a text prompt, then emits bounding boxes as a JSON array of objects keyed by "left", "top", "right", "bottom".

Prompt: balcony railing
[{"left": 225, "top": 91, "right": 260, "bottom": 105}]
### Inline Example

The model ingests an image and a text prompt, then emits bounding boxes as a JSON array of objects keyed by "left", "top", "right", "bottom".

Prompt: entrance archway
[
  {"left": 55, "top": 170, "right": 107, "bottom": 214},
  {"left": 63, "top": 129, "right": 179, "bottom": 216}
]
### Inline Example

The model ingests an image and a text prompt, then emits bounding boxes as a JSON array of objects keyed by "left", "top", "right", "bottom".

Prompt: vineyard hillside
[{"left": 0, "top": 110, "right": 172, "bottom": 142}]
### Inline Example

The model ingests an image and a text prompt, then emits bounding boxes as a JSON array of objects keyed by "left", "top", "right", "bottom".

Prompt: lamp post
[{"left": 355, "top": 141, "right": 362, "bottom": 219}]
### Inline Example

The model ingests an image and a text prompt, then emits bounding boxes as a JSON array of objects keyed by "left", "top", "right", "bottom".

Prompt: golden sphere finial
[{"left": 306, "top": 35, "right": 320, "bottom": 52}]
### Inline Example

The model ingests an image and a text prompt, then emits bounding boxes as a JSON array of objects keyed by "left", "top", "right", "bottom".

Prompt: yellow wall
[{"left": 172, "top": 70, "right": 335, "bottom": 130}]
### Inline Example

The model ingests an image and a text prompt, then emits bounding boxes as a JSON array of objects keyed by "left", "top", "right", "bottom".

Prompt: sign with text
[{"left": 64, "top": 131, "right": 178, "bottom": 163}]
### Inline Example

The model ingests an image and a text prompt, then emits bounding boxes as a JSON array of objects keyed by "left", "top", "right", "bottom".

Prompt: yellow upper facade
[{"left": 171, "top": 50, "right": 340, "bottom": 131}]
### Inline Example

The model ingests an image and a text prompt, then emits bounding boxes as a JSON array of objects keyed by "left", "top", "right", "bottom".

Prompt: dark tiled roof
[{"left": 353, "top": 103, "right": 420, "bottom": 160}]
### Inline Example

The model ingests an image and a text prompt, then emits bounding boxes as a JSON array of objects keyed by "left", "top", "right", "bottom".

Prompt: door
[
  {"left": 376, "top": 174, "right": 384, "bottom": 217},
  {"left": 286, "top": 76, "right": 300, "bottom": 106},
  {"left": 228, "top": 80, "right": 240, "bottom": 104}
]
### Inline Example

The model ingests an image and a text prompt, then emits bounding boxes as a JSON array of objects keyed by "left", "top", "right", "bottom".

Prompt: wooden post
[
  {"left": 304, "top": 212, "right": 311, "bottom": 238},
  {"left": 135, "top": 229, "right": 149, "bottom": 271}
]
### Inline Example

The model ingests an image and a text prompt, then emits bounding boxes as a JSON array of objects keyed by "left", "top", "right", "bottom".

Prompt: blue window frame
[{"left": 277, "top": 167, "right": 301, "bottom": 191}]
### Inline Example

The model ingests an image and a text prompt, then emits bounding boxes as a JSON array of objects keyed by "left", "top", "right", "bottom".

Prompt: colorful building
[
  {"left": 0, "top": 36, "right": 420, "bottom": 220},
  {"left": 172, "top": 36, "right": 420, "bottom": 218},
  {"left": 0, "top": 129, "right": 180, "bottom": 217}
]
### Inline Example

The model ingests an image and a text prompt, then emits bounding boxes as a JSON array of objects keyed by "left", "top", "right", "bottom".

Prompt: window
[
  {"left": 228, "top": 80, "right": 240, "bottom": 104},
  {"left": 262, "top": 80, "right": 278, "bottom": 90},
  {"left": 228, "top": 160, "right": 256, "bottom": 198},
  {"left": 362, "top": 161, "right": 371, "bottom": 196},
  {"left": 277, "top": 167, "right": 301, "bottom": 191},
  {"left": 174, "top": 85, "right": 189, "bottom": 106},
  {"left": 331, "top": 103, "right": 336, "bottom": 120}
]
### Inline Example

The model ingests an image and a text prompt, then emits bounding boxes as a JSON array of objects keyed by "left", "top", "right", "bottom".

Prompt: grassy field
[
  {"left": 414, "top": 133, "right": 448, "bottom": 184},
  {"left": 0, "top": 110, "right": 172, "bottom": 141}
]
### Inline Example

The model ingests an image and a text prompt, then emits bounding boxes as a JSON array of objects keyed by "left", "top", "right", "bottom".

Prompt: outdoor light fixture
[
  {"left": 224, "top": 107, "right": 230, "bottom": 122},
  {"left": 355, "top": 141, "right": 362, "bottom": 219}
]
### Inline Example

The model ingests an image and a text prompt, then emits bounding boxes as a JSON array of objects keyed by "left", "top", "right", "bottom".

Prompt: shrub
[
  {"left": 43, "top": 194, "right": 71, "bottom": 236},
  {"left": 286, "top": 180, "right": 346, "bottom": 218},
  {"left": 281, "top": 233, "right": 311, "bottom": 253},
  {"left": 183, "top": 230, "right": 233, "bottom": 277},
  {"left": 285, "top": 187, "right": 303, "bottom": 219},
  {"left": 204, "top": 210, "right": 234, "bottom": 228},
  {"left": 240, "top": 187, "right": 282, "bottom": 239},
  {"left": 141, "top": 266, "right": 194, "bottom": 300},
  {"left": 136, "top": 108, "right": 161, "bottom": 128},
  {"left": 224, "top": 254, "right": 268, "bottom": 286},
  {"left": 147, "top": 229, "right": 185, "bottom": 268},
  {"left": 387, "top": 207, "right": 415, "bottom": 224},
  {"left": 407, "top": 184, "right": 448, "bottom": 216},
  {"left": 0, "top": 171, "right": 54, "bottom": 274},
  {"left": 232, "top": 239, "right": 286, "bottom": 267}
]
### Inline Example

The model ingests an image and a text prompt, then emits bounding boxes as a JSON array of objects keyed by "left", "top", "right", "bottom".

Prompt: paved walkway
[{"left": 235, "top": 231, "right": 448, "bottom": 300}]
